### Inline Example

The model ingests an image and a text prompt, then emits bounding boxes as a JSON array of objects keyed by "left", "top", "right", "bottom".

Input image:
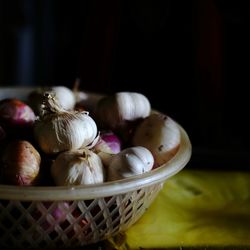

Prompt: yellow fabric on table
[{"left": 110, "top": 170, "right": 250, "bottom": 249}]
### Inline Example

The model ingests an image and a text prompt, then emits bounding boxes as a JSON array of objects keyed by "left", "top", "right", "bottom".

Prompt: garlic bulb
[
  {"left": 28, "top": 86, "right": 76, "bottom": 114},
  {"left": 107, "top": 146, "right": 154, "bottom": 181},
  {"left": 34, "top": 93, "right": 98, "bottom": 154},
  {"left": 132, "top": 113, "right": 181, "bottom": 166},
  {"left": 51, "top": 148, "right": 104, "bottom": 186},
  {"left": 95, "top": 92, "right": 151, "bottom": 131}
]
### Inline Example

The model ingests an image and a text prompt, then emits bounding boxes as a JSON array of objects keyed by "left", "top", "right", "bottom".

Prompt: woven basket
[{"left": 0, "top": 87, "right": 192, "bottom": 249}]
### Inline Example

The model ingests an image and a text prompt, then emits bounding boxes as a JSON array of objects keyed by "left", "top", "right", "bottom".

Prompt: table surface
[{"left": 103, "top": 169, "right": 250, "bottom": 250}]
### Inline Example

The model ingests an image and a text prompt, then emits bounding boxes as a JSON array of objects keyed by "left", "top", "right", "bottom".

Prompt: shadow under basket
[{"left": 0, "top": 87, "right": 192, "bottom": 249}]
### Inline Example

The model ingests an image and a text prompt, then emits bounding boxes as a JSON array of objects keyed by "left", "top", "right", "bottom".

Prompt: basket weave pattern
[
  {"left": 0, "top": 88, "right": 192, "bottom": 249},
  {"left": 0, "top": 183, "right": 162, "bottom": 248}
]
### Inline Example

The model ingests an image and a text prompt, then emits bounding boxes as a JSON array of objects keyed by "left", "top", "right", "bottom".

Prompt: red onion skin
[
  {"left": 43, "top": 202, "right": 70, "bottom": 222},
  {"left": 30, "top": 202, "right": 70, "bottom": 232},
  {"left": 0, "top": 140, "right": 41, "bottom": 186},
  {"left": 99, "top": 131, "right": 122, "bottom": 154},
  {"left": 0, "top": 98, "right": 36, "bottom": 128}
]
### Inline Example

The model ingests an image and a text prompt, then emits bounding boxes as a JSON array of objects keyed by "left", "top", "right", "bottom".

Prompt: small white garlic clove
[
  {"left": 95, "top": 92, "right": 151, "bottom": 131},
  {"left": 51, "top": 148, "right": 104, "bottom": 186},
  {"left": 107, "top": 146, "right": 154, "bottom": 181},
  {"left": 132, "top": 113, "right": 181, "bottom": 166}
]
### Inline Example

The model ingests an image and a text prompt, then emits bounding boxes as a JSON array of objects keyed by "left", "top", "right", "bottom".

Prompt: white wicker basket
[{"left": 0, "top": 87, "right": 192, "bottom": 249}]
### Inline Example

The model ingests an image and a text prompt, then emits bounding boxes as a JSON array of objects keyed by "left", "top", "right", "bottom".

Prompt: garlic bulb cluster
[
  {"left": 34, "top": 93, "right": 98, "bottom": 154},
  {"left": 95, "top": 92, "right": 151, "bottom": 131},
  {"left": 0, "top": 86, "right": 183, "bottom": 188},
  {"left": 132, "top": 113, "right": 181, "bottom": 166},
  {"left": 51, "top": 148, "right": 104, "bottom": 186},
  {"left": 28, "top": 86, "right": 76, "bottom": 115},
  {"left": 107, "top": 146, "right": 154, "bottom": 181}
]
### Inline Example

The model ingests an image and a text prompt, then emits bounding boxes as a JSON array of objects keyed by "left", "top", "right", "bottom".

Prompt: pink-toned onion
[
  {"left": 31, "top": 201, "right": 71, "bottom": 232},
  {"left": 0, "top": 140, "right": 41, "bottom": 185},
  {"left": 96, "top": 130, "right": 122, "bottom": 154},
  {"left": 94, "top": 131, "right": 122, "bottom": 166},
  {"left": 0, "top": 98, "right": 36, "bottom": 128},
  {"left": 43, "top": 201, "right": 70, "bottom": 222}
]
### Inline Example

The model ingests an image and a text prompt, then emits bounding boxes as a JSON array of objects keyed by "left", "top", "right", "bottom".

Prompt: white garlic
[
  {"left": 28, "top": 86, "right": 76, "bottom": 114},
  {"left": 95, "top": 92, "right": 151, "bottom": 130},
  {"left": 51, "top": 148, "right": 104, "bottom": 186},
  {"left": 107, "top": 146, "right": 154, "bottom": 181},
  {"left": 34, "top": 93, "right": 98, "bottom": 154},
  {"left": 132, "top": 113, "right": 181, "bottom": 166}
]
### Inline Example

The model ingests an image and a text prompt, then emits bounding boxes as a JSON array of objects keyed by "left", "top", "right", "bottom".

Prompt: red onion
[
  {"left": 30, "top": 202, "right": 70, "bottom": 232},
  {"left": 0, "top": 98, "right": 36, "bottom": 128},
  {"left": 95, "top": 130, "right": 122, "bottom": 154},
  {"left": 44, "top": 201, "right": 70, "bottom": 222},
  {"left": 94, "top": 130, "right": 122, "bottom": 166},
  {"left": 0, "top": 140, "right": 41, "bottom": 185}
]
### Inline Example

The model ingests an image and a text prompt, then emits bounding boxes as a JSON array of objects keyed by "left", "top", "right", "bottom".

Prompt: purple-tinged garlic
[
  {"left": 107, "top": 146, "right": 154, "bottom": 181},
  {"left": 34, "top": 93, "right": 98, "bottom": 154},
  {"left": 51, "top": 148, "right": 104, "bottom": 186},
  {"left": 132, "top": 113, "right": 181, "bottom": 167},
  {"left": 0, "top": 140, "right": 41, "bottom": 185}
]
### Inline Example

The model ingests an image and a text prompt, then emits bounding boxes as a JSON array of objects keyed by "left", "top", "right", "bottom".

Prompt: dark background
[{"left": 1, "top": 0, "right": 250, "bottom": 169}]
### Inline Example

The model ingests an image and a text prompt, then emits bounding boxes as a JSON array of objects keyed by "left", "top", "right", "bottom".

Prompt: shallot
[
  {"left": 0, "top": 98, "right": 36, "bottom": 128},
  {"left": 93, "top": 130, "right": 122, "bottom": 166},
  {"left": 0, "top": 140, "right": 41, "bottom": 185}
]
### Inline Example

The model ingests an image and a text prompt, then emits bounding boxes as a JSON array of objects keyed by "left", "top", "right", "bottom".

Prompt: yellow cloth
[{"left": 109, "top": 170, "right": 250, "bottom": 249}]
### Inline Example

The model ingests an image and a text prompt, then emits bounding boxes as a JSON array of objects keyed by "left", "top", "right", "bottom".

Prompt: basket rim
[{"left": 0, "top": 87, "right": 192, "bottom": 201}]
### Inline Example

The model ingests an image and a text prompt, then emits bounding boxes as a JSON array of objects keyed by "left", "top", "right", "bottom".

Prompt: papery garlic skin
[
  {"left": 28, "top": 86, "right": 76, "bottom": 114},
  {"left": 132, "top": 113, "right": 181, "bottom": 166},
  {"left": 51, "top": 149, "right": 104, "bottom": 186},
  {"left": 95, "top": 92, "right": 151, "bottom": 130},
  {"left": 51, "top": 86, "right": 76, "bottom": 110},
  {"left": 34, "top": 112, "right": 98, "bottom": 154},
  {"left": 107, "top": 146, "right": 154, "bottom": 181},
  {"left": 34, "top": 94, "right": 98, "bottom": 154}
]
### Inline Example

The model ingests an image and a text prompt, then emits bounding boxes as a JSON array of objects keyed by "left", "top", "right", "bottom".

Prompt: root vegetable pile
[{"left": 0, "top": 86, "right": 181, "bottom": 186}]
